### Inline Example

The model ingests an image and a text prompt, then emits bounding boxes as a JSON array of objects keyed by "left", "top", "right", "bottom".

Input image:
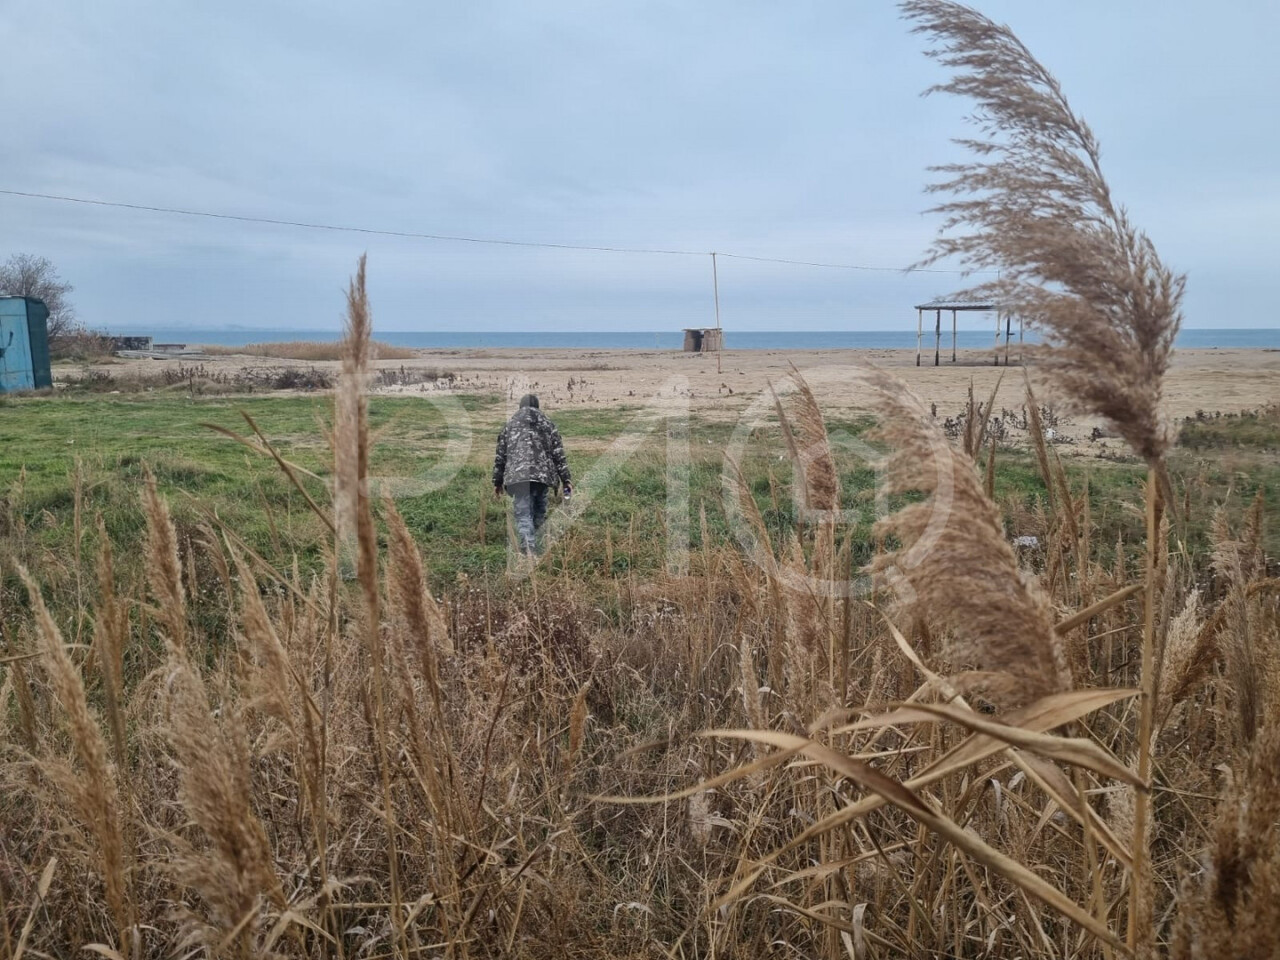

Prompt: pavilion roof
[{"left": 913, "top": 298, "right": 997, "bottom": 311}]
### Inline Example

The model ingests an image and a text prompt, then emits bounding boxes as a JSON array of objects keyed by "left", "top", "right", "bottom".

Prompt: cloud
[{"left": 2, "top": 1, "right": 1276, "bottom": 331}]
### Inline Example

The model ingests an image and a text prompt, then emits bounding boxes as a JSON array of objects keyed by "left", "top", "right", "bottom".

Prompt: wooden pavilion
[
  {"left": 682, "top": 327, "right": 723, "bottom": 352},
  {"left": 913, "top": 297, "right": 1023, "bottom": 366}
]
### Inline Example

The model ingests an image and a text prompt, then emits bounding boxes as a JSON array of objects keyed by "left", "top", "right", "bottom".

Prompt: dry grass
[
  {"left": 902, "top": 3, "right": 1189, "bottom": 951},
  {"left": 1172, "top": 721, "right": 1280, "bottom": 959},
  {"left": 203, "top": 339, "right": 419, "bottom": 361},
  {"left": 2, "top": 261, "right": 1278, "bottom": 957},
  {"left": 49, "top": 329, "right": 116, "bottom": 362},
  {"left": 3, "top": 6, "right": 1278, "bottom": 957}
]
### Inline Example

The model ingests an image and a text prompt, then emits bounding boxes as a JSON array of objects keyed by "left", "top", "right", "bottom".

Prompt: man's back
[{"left": 493, "top": 405, "right": 570, "bottom": 489}]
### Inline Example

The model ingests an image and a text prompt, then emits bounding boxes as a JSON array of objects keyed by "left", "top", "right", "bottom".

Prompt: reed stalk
[{"left": 1129, "top": 470, "right": 1160, "bottom": 954}]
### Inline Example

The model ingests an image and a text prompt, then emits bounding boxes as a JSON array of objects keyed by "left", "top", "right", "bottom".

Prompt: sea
[{"left": 110, "top": 327, "right": 1280, "bottom": 351}]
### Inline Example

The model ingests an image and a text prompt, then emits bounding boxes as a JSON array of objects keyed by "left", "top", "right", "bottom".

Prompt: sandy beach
[{"left": 96, "top": 345, "right": 1279, "bottom": 449}]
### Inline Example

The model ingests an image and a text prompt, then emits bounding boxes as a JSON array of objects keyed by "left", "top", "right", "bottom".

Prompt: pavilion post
[
  {"left": 1004, "top": 314, "right": 1012, "bottom": 366},
  {"left": 994, "top": 310, "right": 1002, "bottom": 365},
  {"left": 934, "top": 309, "right": 941, "bottom": 366},
  {"left": 916, "top": 309, "right": 922, "bottom": 366},
  {"left": 951, "top": 309, "right": 957, "bottom": 362},
  {"left": 1019, "top": 316, "right": 1024, "bottom": 364}
]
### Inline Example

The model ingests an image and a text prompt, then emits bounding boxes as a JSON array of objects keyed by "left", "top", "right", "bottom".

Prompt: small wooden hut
[{"left": 682, "top": 328, "right": 723, "bottom": 352}]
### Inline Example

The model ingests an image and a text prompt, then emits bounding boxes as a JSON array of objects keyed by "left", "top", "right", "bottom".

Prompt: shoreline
[{"left": 96, "top": 325, "right": 1280, "bottom": 350}]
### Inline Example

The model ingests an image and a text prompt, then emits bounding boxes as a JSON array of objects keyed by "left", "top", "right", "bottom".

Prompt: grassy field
[
  {"left": 3, "top": 390, "right": 1276, "bottom": 592},
  {"left": 0, "top": 390, "right": 1123, "bottom": 590}
]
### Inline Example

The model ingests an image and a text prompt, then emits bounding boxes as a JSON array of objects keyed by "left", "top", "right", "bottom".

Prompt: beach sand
[
  {"left": 99, "top": 345, "right": 1280, "bottom": 451},
  {"left": 364, "top": 345, "right": 1280, "bottom": 446}
]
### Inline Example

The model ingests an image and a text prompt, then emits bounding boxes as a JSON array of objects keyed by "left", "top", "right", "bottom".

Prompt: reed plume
[
  {"left": 17, "top": 565, "right": 131, "bottom": 949},
  {"left": 862, "top": 367, "right": 1070, "bottom": 706},
  {"left": 771, "top": 368, "right": 840, "bottom": 670},
  {"left": 1210, "top": 490, "right": 1266, "bottom": 588},
  {"left": 142, "top": 470, "right": 188, "bottom": 654},
  {"left": 1172, "top": 721, "right": 1280, "bottom": 960},
  {"left": 1209, "top": 492, "right": 1275, "bottom": 744},
  {"left": 1154, "top": 589, "right": 1204, "bottom": 727},
  {"left": 231, "top": 547, "right": 298, "bottom": 731},
  {"left": 334, "top": 253, "right": 371, "bottom": 548},
  {"left": 902, "top": 0, "right": 1184, "bottom": 467},
  {"left": 93, "top": 524, "right": 129, "bottom": 774},
  {"left": 384, "top": 493, "right": 454, "bottom": 665},
  {"left": 337, "top": 254, "right": 408, "bottom": 954},
  {"left": 771, "top": 368, "right": 839, "bottom": 515},
  {"left": 165, "top": 659, "right": 284, "bottom": 945}
]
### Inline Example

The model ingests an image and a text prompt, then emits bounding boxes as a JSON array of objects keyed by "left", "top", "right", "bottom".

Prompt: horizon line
[{"left": 94, "top": 325, "right": 1279, "bottom": 333}]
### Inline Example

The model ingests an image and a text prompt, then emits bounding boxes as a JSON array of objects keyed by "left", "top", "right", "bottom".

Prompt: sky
[{"left": 2, "top": 1, "right": 1277, "bottom": 332}]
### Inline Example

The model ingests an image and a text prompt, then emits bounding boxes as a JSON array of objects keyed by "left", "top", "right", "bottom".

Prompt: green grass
[
  {"left": 0, "top": 394, "right": 495, "bottom": 598},
  {"left": 2, "top": 393, "right": 1275, "bottom": 608},
  {"left": 1177, "top": 404, "right": 1280, "bottom": 450}
]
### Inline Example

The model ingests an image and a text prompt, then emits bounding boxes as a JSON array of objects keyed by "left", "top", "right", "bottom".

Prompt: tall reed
[
  {"left": 862, "top": 367, "right": 1071, "bottom": 705},
  {"left": 902, "top": 3, "right": 1186, "bottom": 950}
]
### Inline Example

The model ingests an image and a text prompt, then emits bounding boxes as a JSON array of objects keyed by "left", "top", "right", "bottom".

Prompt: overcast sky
[{"left": 2, "top": 1, "right": 1277, "bottom": 332}]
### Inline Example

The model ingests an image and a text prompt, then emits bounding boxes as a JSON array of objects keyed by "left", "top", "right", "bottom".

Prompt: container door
[
  {"left": 0, "top": 300, "right": 36, "bottom": 392},
  {"left": 26, "top": 299, "right": 52, "bottom": 388}
]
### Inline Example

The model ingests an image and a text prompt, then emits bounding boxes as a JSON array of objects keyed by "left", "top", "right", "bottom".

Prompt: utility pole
[{"left": 711, "top": 252, "right": 722, "bottom": 375}]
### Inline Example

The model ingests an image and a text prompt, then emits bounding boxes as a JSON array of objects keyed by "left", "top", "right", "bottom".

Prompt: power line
[
  {"left": 2, "top": 187, "right": 986, "bottom": 275},
  {"left": 0, "top": 188, "right": 700, "bottom": 257},
  {"left": 715, "top": 251, "right": 982, "bottom": 274}
]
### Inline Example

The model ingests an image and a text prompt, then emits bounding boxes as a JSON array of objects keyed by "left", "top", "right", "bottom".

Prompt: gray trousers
[{"left": 506, "top": 481, "right": 548, "bottom": 554}]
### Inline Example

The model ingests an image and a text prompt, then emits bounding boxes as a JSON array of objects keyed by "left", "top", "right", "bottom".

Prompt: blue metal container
[{"left": 0, "top": 296, "right": 52, "bottom": 392}]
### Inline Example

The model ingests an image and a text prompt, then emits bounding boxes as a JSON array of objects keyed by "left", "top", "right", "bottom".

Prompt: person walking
[{"left": 493, "top": 394, "right": 572, "bottom": 556}]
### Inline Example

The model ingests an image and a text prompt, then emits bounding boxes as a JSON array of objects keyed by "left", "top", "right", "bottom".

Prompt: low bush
[{"left": 202, "top": 339, "right": 419, "bottom": 361}]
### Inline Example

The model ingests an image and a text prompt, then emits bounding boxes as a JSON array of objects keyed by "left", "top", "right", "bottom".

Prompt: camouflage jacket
[{"left": 493, "top": 408, "right": 571, "bottom": 489}]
